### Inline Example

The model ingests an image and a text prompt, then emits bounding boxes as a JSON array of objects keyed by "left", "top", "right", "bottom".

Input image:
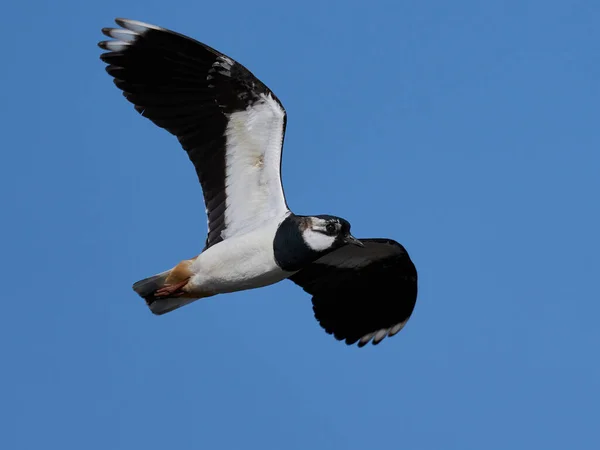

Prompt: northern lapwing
[{"left": 99, "top": 19, "right": 418, "bottom": 347}]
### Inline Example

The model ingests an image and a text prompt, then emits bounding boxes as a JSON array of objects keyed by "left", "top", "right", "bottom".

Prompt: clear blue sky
[{"left": 1, "top": 0, "right": 599, "bottom": 448}]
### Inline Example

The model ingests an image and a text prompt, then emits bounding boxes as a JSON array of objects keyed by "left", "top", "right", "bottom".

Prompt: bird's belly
[{"left": 188, "top": 229, "right": 292, "bottom": 295}]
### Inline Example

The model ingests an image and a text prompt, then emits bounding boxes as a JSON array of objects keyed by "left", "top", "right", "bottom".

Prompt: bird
[{"left": 98, "top": 18, "right": 418, "bottom": 347}]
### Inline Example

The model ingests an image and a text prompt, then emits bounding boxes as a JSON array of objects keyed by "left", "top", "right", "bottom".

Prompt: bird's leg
[
  {"left": 154, "top": 258, "right": 195, "bottom": 298},
  {"left": 154, "top": 279, "right": 188, "bottom": 298}
]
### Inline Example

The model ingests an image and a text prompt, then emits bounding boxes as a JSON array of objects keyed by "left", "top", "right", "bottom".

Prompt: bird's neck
[{"left": 273, "top": 214, "right": 324, "bottom": 272}]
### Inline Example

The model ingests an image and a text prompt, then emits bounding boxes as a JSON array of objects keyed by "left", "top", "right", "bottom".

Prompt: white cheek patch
[{"left": 302, "top": 229, "right": 336, "bottom": 252}]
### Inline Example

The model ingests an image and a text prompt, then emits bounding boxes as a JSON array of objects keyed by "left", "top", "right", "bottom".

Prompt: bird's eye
[{"left": 325, "top": 223, "right": 337, "bottom": 234}]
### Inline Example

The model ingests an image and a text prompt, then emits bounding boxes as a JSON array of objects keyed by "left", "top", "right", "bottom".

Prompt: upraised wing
[
  {"left": 290, "top": 238, "right": 418, "bottom": 347},
  {"left": 99, "top": 19, "right": 289, "bottom": 249}
]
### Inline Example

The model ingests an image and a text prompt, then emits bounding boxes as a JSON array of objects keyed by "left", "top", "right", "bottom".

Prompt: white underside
[{"left": 187, "top": 213, "right": 293, "bottom": 296}]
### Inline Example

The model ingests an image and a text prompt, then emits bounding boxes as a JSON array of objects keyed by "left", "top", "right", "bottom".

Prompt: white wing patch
[{"left": 222, "top": 93, "right": 288, "bottom": 240}]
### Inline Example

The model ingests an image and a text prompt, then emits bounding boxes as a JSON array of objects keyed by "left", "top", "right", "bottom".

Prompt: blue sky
[{"left": 1, "top": 0, "right": 599, "bottom": 448}]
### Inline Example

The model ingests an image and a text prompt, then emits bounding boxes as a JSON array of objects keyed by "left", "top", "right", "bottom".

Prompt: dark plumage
[{"left": 290, "top": 239, "right": 417, "bottom": 346}]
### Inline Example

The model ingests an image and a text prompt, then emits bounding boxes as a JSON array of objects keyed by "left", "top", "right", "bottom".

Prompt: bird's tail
[{"left": 132, "top": 270, "right": 195, "bottom": 315}]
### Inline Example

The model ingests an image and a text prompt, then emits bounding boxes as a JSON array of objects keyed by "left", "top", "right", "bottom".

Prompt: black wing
[
  {"left": 289, "top": 238, "right": 417, "bottom": 347},
  {"left": 98, "top": 19, "right": 288, "bottom": 249}
]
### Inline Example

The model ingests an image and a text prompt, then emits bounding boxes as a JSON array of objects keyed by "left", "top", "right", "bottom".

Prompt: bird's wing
[
  {"left": 99, "top": 19, "right": 289, "bottom": 249},
  {"left": 289, "top": 238, "right": 418, "bottom": 347}
]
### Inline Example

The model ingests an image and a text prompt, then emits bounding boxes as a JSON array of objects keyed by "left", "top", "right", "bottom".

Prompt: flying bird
[{"left": 98, "top": 18, "right": 418, "bottom": 347}]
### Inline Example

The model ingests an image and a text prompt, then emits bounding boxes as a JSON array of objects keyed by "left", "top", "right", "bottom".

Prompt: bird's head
[
  {"left": 273, "top": 213, "right": 364, "bottom": 272},
  {"left": 300, "top": 215, "right": 364, "bottom": 253}
]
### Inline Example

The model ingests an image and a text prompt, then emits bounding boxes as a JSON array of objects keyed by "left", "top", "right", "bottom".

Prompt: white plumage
[{"left": 189, "top": 215, "right": 293, "bottom": 296}]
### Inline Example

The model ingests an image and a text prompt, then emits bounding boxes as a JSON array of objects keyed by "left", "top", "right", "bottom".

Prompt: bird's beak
[{"left": 344, "top": 234, "right": 365, "bottom": 247}]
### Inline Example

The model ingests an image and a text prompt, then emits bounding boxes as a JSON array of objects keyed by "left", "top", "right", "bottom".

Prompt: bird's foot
[{"left": 154, "top": 279, "right": 188, "bottom": 299}]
